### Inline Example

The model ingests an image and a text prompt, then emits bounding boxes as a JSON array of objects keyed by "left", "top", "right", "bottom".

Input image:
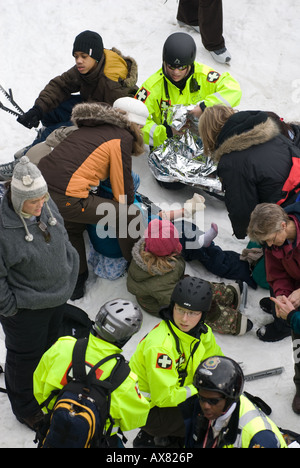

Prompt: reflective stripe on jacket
[
  {"left": 224, "top": 395, "right": 287, "bottom": 448},
  {"left": 135, "top": 62, "right": 241, "bottom": 147}
]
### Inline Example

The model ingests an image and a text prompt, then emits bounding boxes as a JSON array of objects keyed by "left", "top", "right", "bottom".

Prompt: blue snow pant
[{"left": 174, "top": 219, "right": 258, "bottom": 289}]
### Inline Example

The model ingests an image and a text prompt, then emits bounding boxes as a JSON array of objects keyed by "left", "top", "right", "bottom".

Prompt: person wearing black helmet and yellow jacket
[
  {"left": 135, "top": 32, "right": 241, "bottom": 148},
  {"left": 130, "top": 276, "right": 223, "bottom": 448},
  {"left": 189, "top": 356, "right": 287, "bottom": 448}
]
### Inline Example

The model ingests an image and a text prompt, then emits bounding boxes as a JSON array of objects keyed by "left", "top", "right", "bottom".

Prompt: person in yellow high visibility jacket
[
  {"left": 190, "top": 356, "right": 287, "bottom": 448},
  {"left": 33, "top": 299, "right": 150, "bottom": 447},
  {"left": 130, "top": 277, "right": 223, "bottom": 448},
  {"left": 135, "top": 32, "right": 241, "bottom": 148}
]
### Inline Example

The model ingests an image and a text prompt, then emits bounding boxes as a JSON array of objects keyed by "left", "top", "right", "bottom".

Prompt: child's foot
[{"left": 203, "top": 223, "right": 218, "bottom": 247}]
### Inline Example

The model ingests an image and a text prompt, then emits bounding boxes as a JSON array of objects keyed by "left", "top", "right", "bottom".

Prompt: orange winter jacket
[{"left": 38, "top": 103, "right": 136, "bottom": 204}]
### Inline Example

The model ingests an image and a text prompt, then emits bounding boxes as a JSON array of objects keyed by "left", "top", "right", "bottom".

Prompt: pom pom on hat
[
  {"left": 72, "top": 30, "right": 103, "bottom": 62},
  {"left": 113, "top": 97, "right": 149, "bottom": 126},
  {"left": 11, "top": 156, "right": 49, "bottom": 215},
  {"left": 144, "top": 219, "right": 182, "bottom": 257}
]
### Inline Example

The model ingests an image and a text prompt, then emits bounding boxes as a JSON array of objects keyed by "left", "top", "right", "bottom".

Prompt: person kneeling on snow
[
  {"left": 33, "top": 299, "right": 150, "bottom": 448},
  {"left": 38, "top": 98, "right": 148, "bottom": 300},
  {"left": 129, "top": 276, "right": 224, "bottom": 448},
  {"left": 187, "top": 356, "right": 287, "bottom": 448},
  {"left": 135, "top": 32, "right": 241, "bottom": 149}
]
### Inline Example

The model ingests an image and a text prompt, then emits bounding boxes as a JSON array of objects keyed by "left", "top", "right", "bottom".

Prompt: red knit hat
[{"left": 144, "top": 219, "right": 182, "bottom": 257}]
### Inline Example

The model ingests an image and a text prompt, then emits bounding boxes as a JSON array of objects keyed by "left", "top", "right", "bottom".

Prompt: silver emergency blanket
[{"left": 148, "top": 105, "right": 223, "bottom": 195}]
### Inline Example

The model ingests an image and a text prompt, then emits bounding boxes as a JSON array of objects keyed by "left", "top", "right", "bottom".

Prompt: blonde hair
[
  {"left": 247, "top": 203, "right": 290, "bottom": 243},
  {"left": 140, "top": 242, "right": 179, "bottom": 275},
  {"left": 198, "top": 105, "right": 235, "bottom": 156}
]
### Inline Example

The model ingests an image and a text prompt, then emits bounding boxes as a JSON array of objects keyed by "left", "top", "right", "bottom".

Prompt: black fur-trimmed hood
[{"left": 213, "top": 111, "right": 280, "bottom": 163}]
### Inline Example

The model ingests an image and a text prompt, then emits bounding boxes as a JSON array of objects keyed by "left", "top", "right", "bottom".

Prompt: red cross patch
[
  {"left": 60, "top": 361, "right": 103, "bottom": 386},
  {"left": 156, "top": 353, "right": 173, "bottom": 369},
  {"left": 136, "top": 87, "right": 150, "bottom": 103},
  {"left": 207, "top": 71, "right": 221, "bottom": 83},
  {"left": 160, "top": 99, "right": 171, "bottom": 111}
]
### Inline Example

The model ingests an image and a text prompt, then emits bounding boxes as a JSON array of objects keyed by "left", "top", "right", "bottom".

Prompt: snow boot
[
  {"left": 0, "top": 160, "right": 17, "bottom": 180},
  {"left": 133, "top": 430, "right": 156, "bottom": 448},
  {"left": 257, "top": 321, "right": 291, "bottom": 342},
  {"left": 259, "top": 297, "right": 275, "bottom": 315},
  {"left": 177, "top": 20, "right": 200, "bottom": 33},
  {"left": 210, "top": 47, "right": 231, "bottom": 64},
  {"left": 14, "top": 145, "right": 31, "bottom": 160}
]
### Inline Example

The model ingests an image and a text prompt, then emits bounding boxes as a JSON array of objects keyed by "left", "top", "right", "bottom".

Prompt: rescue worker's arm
[
  {"left": 111, "top": 370, "right": 150, "bottom": 432},
  {"left": 33, "top": 337, "right": 75, "bottom": 411},
  {"left": 135, "top": 82, "right": 169, "bottom": 148},
  {"left": 142, "top": 117, "right": 168, "bottom": 148},
  {"left": 200, "top": 71, "right": 242, "bottom": 111},
  {"left": 144, "top": 346, "right": 197, "bottom": 408}
]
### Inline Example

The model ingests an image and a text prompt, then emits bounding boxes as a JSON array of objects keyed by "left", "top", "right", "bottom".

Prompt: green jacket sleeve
[{"left": 33, "top": 336, "right": 75, "bottom": 410}]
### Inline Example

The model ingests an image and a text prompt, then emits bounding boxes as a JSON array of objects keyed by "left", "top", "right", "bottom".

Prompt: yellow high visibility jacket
[
  {"left": 135, "top": 62, "right": 241, "bottom": 147},
  {"left": 33, "top": 334, "right": 150, "bottom": 433},
  {"left": 223, "top": 395, "right": 287, "bottom": 448},
  {"left": 129, "top": 319, "right": 223, "bottom": 408}
]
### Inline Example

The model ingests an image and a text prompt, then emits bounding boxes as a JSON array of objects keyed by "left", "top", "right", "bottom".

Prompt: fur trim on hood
[
  {"left": 131, "top": 238, "right": 178, "bottom": 276},
  {"left": 71, "top": 101, "right": 132, "bottom": 129},
  {"left": 213, "top": 116, "right": 280, "bottom": 163}
]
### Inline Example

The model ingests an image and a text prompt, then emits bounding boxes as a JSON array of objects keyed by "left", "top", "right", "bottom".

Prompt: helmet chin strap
[
  {"left": 222, "top": 398, "right": 236, "bottom": 414},
  {"left": 216, "top": 401, "right": 237, "bottom": 425}
]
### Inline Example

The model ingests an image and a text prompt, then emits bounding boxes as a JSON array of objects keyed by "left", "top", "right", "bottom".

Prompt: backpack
[
  {"left": 58, "top": 304, "right": 93, "bottom": 339},
  {"left": 36, "top": 337, "right": 131, "bottom": 448}
]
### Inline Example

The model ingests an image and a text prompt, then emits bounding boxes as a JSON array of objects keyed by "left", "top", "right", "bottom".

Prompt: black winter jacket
[{"left": 213, "top": 111, "right": 300, "bottom": 239}]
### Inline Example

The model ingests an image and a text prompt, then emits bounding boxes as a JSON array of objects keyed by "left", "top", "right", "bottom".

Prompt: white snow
[{"left": 0, "top": 0, "right": 300, "bottom": 448}]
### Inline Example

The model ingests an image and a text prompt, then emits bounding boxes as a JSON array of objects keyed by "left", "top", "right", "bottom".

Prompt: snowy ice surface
[{"left": 0, "top": 0, "right": 299, "bottom": 448}]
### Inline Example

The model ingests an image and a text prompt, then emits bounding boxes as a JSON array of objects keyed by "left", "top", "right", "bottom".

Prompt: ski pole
[{"left": 244, "top": 367, "right": 284, "bottom": 382}]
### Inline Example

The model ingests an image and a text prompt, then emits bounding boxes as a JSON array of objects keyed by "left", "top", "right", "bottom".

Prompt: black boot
[
  {"left": 259, "top": 297, "right": 274, "bottom": 314},
  {"left": 257, "top": 320, "right": 291, "bottom": 342},
  {"left": 133, "top": 430, "right": 155, "bottom": 448}
]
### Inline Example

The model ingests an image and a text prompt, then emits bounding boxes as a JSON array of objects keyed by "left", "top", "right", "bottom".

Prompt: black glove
[
  {"left": 17, "top": 105, "right": 43, "bottom": 129},
  {"left": 163, "top": 119, "right": 173, "bottom": 138}
]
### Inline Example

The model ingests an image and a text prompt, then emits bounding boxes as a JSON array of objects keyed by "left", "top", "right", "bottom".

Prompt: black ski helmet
[
  {"left": 171, "top": 276, "right": 212, "bottom": 314},
  {"left": 194, "top": 356, "right": 244, "bottom": 401},
  {"left": 163, "top": 32, "right": 196, "bottom": 67}
]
